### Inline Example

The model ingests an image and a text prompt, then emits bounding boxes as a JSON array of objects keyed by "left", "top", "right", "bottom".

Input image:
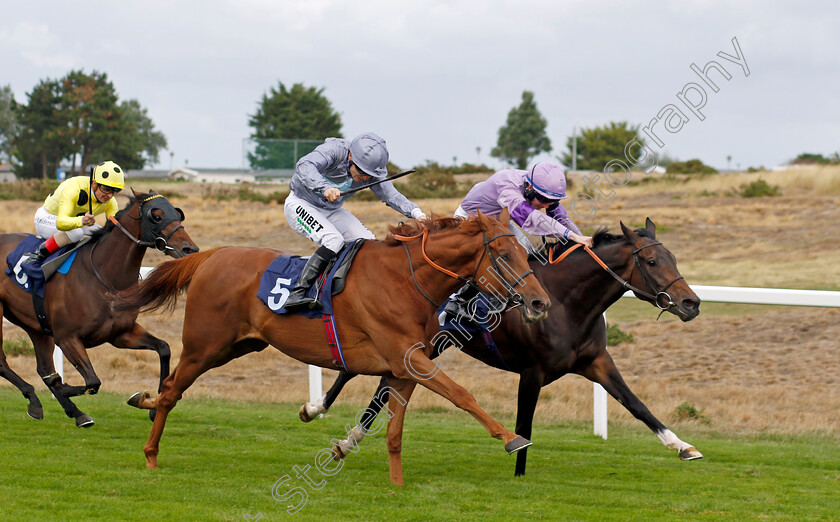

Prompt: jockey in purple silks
[{"left": 441, "top": 161, "right": 593, "bottom": 323}]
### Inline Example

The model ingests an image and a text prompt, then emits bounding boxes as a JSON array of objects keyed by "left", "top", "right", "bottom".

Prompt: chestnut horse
[
  {"left": 113, "top": 211, "right": 550, "bottom": 484},
  {"left": 0, "top": 190, "right": 198, "bottom": 427},
  {"left": 302, "top": 218, "right": 704, "bottom": 475}
]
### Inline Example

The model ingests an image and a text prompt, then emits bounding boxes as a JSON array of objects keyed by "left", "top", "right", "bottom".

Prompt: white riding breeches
[
  {"left": 284, "top": 191, "right": 376, "bottom": 253},
  {"left": 33, "top": 206, "right": 102, "bottom": 242}
]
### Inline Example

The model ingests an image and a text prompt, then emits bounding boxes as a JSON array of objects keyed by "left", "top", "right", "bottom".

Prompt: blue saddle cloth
[
  {"left": 4, "top": 235, "right": 76, "bottom": 299},
  {"left": 256, "top": 243, "right": 360, "bottom": 319}
]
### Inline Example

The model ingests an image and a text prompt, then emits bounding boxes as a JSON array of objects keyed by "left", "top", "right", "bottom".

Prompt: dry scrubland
[{"left": 1, "top": 166, "right": 838, "bottom": 436}]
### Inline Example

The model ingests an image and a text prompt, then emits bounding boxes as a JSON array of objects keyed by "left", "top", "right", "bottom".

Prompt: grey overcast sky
[{"left": 2, "top": 0, "right": 838, "bottom": 171}]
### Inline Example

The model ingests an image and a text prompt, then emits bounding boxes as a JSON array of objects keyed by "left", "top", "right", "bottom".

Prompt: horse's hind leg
[
  {"left": 29, "top": 331, "right": 93, "bottom": 427},
  {"left": 300, "top": 370, "right": 358, "bottom": 422},
  {"left": 332, "top": 376, "right": 389, "bottom": 460},
  {"left": 581, "top": 347, "right": 702, "bottom": 460},
  {"left": 0, "top": 332, "right": 44, "bottom": 420}
]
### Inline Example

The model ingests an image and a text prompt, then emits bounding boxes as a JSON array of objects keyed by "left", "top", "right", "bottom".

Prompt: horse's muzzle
[{"left": 522, "top": 297, "right": 550, "bottom": 323}]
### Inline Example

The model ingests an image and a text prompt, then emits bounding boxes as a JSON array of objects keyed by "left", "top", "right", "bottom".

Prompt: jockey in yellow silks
[{"left": 24, "top": 160, "right": 125, "bottom": 264}]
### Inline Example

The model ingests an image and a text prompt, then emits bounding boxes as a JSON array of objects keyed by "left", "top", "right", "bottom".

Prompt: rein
[
  {"left": 394, "top": 227, "right": 532, "bottom": 310},
  {"left": 548, "top": 241, "right": 683, "bottom": 319},
  {"left": 89, "top": 195, "right": 183, "bottom": 290}
]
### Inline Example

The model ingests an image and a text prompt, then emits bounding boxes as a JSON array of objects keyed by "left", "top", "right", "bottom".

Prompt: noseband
[
  {"left": 90, "top": 194, "right": 184, "bottom": 290},
  {"left": 394, "top": 228, "right": 533, "bottom": 310}
]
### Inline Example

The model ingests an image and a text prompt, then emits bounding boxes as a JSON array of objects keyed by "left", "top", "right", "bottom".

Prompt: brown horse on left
[
  {"left": 113, "top": 211, "right": 550, "bottom": 484},
  {"left": 0, "top": 190, "right": 198, "bottom": 427}
]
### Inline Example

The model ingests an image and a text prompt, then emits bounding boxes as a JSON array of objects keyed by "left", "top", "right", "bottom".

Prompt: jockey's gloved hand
[{"left": 410, "top": 208, "right": 428, "bottom": 221}]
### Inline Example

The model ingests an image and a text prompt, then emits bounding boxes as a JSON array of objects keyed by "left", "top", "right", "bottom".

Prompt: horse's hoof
[
  {"left": 27, "top": 405, "right": 44, "bottom": 420},
  {"left": 331, "top": 444, "right": 348, "bottom": 461},
  {"left": 299, "top": 404, "right": 313, "bottom": 423},
  {"left": 127, "top": 391, "right": 150, "bottom": 409},
  {"left": 75, "top": 414, "right": 95, "bottom": 428},
  {"left": 505, "top": 436, "right": 532, "bottom": 454},
  {"left": 679, "top": 446, "right": 703, "bottom": 460}
]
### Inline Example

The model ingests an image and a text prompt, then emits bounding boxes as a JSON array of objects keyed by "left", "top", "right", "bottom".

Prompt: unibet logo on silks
[{"left": 295, "top": 207, "right": 324, "bottom": 234}]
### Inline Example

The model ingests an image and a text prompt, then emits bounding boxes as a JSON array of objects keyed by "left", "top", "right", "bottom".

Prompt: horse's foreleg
[
  {"left": 514, "top": 366, "right": 544, "bottom": 477},
  {"left": 144, "top": 346, "right": 237, "bottom": 469},
  {"left": 300, "top": 370, "right": 358, "bottom": 422},
  {"left": 383, "top": 377, "right": 416, "bottom": 486},
  {"left": 110, "top": 323, "right": 171, "bottom": 394},
  {"left": 398, "top": 353, "right": 529, "bottom": 452},
  {"left": 52, "top": 336, "right": 101, "bottom": 395},
  {"left": 582, "top": 349, "right": 703, "bottom": 460}
]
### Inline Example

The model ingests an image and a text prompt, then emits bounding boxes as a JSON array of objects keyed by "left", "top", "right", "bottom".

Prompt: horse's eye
[
  {"left": 501, "top": 253, "right": 512, "bottom": 262},
  {"left": 151, "top": 213, "right": 163, "bottom": 223},
  {"left": 647, "top": 259, "right": 656, "bottom": 266}
]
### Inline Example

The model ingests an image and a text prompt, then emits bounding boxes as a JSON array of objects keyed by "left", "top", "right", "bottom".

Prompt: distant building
[
  {"left": 126, "top": 167, "right": 292, "bottom": 184},
  {"left": 0, "top": 164, "right": 16, "bottom": 183}
]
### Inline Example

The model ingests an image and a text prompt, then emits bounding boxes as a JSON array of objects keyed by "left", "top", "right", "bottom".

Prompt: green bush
[
  {"left": 665, "top": 159, "right": 718, "bottom": 175},
  {"left": 0, "top": 179, "right": 61, "bottom": 201},
  {"left": 673, "top": 401, "right": 711, "bottom": 424},
  {"left": 199, "top": 184, "right": 288, "bottom": 204},
  {"left": 3, "top": 336, "right": 34, "bottom": 356},
  {"left": 739, "top": 179, "right": 781, "bottom": 198},
  {"left": 606, "top": 323, "right": 634, "bottom": 345}
]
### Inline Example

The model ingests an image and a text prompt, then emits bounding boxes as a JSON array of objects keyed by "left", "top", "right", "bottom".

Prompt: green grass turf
[{"left": 1, "top": 388, "right": 838, "bottom": 521}]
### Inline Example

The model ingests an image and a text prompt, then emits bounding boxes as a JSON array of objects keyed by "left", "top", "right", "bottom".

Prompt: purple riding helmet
[{"left": 525, "top": 162, "right": 568, "bottom": 200}]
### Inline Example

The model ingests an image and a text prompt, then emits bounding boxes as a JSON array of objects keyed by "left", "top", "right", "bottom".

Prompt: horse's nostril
[
  {"left": 683, "top": 299, "right": 697, "bottom": 310},
  {"left": 531, "top": 300, "right": 545, "bottom": 312}
]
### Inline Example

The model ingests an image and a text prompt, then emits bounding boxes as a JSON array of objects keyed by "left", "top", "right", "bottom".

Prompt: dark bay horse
[
  {"left": 113, "top": 212, "right": 550, "bottom": 484},
  {"left": 302, "top": 218, "right": 704, "bottom": 475},
  {"left": 0, "top": 190, "right": 198, "bottom": 427}
]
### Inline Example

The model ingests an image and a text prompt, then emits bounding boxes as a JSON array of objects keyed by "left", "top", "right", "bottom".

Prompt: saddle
[
  {"left": 257, "top": 239, "right": 366, "bottom": 318},
  {"left": 4, "top": 235, "right": 91, "bottom": 336}
]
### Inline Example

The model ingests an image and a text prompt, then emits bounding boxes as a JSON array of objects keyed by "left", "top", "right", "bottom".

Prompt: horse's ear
[
  {"left": 645, "top": 217, "right": 656, "bottom": 238},
  {"left": 498, "top": 207, "right": 511, "bottom": 227},
  {"left": 131, "top": 187, "right": 139, "bottom": 198},
  {"left": 620, "top": 221, "right": 640, "bottom": 241},
  {"left": 476, "top": 210, "right": 489, "bottom": 229}
]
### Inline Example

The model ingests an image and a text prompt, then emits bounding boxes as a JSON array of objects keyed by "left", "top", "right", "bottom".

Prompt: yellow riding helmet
[{"left": 91, "top": 161, "right": 126, "bottom": 190}]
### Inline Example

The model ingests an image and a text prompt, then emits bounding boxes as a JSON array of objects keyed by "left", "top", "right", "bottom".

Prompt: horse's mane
[
  {"left": 86, "top": 191, "right": 153, "bottom": 244},
  {"left": 383, "top": 216, "right": 482, "bottom": 246},
  {"left": 539, "top": 225, "right": 653, "bottom": 260}
]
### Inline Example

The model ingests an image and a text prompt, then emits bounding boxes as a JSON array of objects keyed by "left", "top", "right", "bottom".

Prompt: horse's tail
[{"left": 111, "top": 248, "right": 222, "bottom": 313}]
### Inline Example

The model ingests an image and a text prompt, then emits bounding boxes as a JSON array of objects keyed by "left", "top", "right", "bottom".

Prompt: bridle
[
  {"left": 548, "top": 240, "right": 683, "bottom": 319},
  {"left": 394, "top": 227, "right": 533, "bottom": 310},
  {"left": 89, "top": 194, "right": 185, "bottom": 290}
]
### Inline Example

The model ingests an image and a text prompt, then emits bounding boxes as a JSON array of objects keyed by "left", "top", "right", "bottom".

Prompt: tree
[
  {"left": 491, "top": 91, "right": 551, "bottom": 169},
  {"left": 562, "top": 121, "right": 644, "bottom": 171},
  {"left": 13, "top": 79, "right": 74, "bottom": 179},
  {"left": 248, "top": 82, "right": 343, "bottom": 170},
  {"left": 0, "top": 85, "right": 18, "bottom": 164},
  {"left": 108, "top": 99, "right": 167, "bottom": 169},
  {"left": 13, "top": 70, "right": 166, "bottom": 178}
]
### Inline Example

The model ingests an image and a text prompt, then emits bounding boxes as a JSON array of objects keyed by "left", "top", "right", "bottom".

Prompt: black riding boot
[
  {"left": 439, "top": 284, "right": 480, "bottom": 324},
  {"left": 22, "top": 242, "right": 51, "bottom": 265},
  {"left": 283, "top": 246, "right": 336, "bottom": 312}
]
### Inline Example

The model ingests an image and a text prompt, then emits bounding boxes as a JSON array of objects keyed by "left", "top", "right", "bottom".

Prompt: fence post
[
  {"left": 308, "top": 365, "right": 322, "bottom": 404},
  {"left": 594, "top": 313, "right": 608, "bottom": 439}
]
